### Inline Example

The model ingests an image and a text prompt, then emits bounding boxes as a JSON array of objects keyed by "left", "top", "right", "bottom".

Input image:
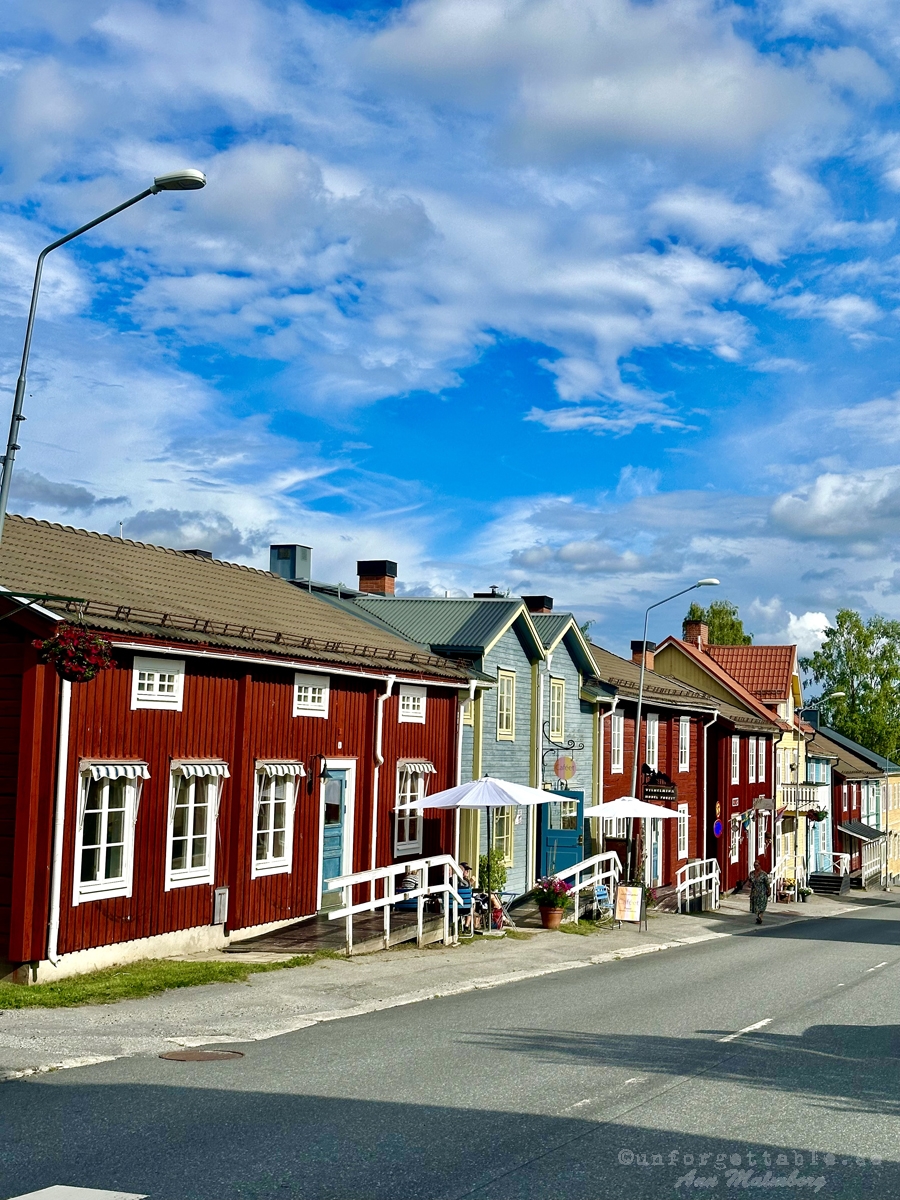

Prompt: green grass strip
[{"left": 0, "top": 951, "right": 339, "bottom": 1010}]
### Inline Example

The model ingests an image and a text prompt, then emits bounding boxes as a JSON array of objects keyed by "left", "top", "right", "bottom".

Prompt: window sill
[
  {"left": 395, "top": 843, "right": 423, "bottom": 857},
  {"left": 75, "top": 880, "right": 131, "bottom": 904},
  {"left": 166, "top": 869, "right": 215, "bottom": 891},
  {"left": 293, "top": 707, "right": 328, "bottom": 719},
  {"left": 251, "top": 859, "right": 292, "bottom": 879},
  {"left": 398, "top": 716, "right": 426, "bottom": 725}
]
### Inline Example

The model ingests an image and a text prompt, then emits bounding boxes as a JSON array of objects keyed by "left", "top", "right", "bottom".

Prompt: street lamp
[
  {"left": 792, "top": 691, "right": 845, "bottom": 898},
  {"left": 0, "top": 169, "right": 207, "bottom": 543},
  {"left": 625, "top": 577, "right": 719, "bottom": 880}
]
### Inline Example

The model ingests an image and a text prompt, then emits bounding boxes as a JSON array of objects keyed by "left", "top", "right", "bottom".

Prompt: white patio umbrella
[
  {"left": 399, "top": 775, "right": 555, "bottom": 887},
  {"left": 583, "top": 796, "right": 679, "bottom": 821}
]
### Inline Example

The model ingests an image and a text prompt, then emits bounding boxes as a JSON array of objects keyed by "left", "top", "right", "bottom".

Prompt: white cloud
[
  {"left": 783, "top": 610, "right": 830, "bottom": 654},
  {"left": 770, "top": 467, "right": 900, "bottom": 540}
]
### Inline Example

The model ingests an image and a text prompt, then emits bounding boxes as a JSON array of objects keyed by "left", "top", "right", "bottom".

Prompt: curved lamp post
[
  {"left": 625, "top": 577, "right": 720, "bottom": 880},
  {"left": 0, "top": 168, "right": 207, "bottom": 543},
  {"left": 793, "top": 690, "right": 845, "bottom": 895}
]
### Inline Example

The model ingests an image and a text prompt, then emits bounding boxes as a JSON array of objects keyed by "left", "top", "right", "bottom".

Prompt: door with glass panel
[
  {"left": 320, "top": 769, "right": 348, "bottom": 910},
  {"left": 539, "top": 788, "right": 584, "bottom": 876}
]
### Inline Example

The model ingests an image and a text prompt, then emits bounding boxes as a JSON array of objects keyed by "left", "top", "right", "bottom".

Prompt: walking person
[{"left": 749, "top": 858, "right": 770, "bottom": 925}]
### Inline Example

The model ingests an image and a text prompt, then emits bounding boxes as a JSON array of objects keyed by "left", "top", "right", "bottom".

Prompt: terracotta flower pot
[{"left": 539, "top": 905, "right": 564, "bottom": 930}]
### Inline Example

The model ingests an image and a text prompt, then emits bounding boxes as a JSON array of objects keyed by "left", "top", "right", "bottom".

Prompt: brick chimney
[
  {"left": 683, "top": 620, "right": 709, "bottom": 649},
  {"left": 357, "top": 559, "right": 397, "bottom": 596},
  {"left": 631, "top": 640, "right": 656, "bottom": 671},
  {"left": 522, "top": 595, "right": 553, "bottom": 614}
]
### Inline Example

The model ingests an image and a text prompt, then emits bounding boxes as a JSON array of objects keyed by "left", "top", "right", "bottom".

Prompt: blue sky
[{"left": 3, "top": 0, "right": 900, "bottom": 655}]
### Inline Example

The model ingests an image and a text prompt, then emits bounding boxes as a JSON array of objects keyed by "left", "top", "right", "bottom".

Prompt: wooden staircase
[
  {"left": 650, "top": 884, "right": 679, "bottom": 913},
  {"left": 809, "top": 871, "right": 851, "bottom": 897}
]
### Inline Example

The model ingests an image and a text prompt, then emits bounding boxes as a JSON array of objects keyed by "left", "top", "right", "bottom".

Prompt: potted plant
[
  {"left": 798, "top": 886, "right": 813, "bottom": 902},
  {"left": 532, "top": 875, "right": 573, "bottom": 929},
  {"left": 33, "top": 622, "right": 115, "bottom": 683},
  {"left": 805, "top": 809, "right": 827, "bottom": 823}
]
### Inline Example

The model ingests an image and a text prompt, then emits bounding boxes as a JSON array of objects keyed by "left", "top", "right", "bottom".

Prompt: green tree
[
  {"left": 800, "top": 609, "right": 900, "bottom": 761},
  {"left": 683, "top": 599, "right": 752, "bottom": 645}
]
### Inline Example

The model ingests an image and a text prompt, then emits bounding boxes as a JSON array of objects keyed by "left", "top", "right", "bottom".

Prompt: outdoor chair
[
  {"left": 592, "top": 884, "right": 612, "bottom": 920},
  {"left": 456, "top": 886, "right": 475, "bottom": 939}
]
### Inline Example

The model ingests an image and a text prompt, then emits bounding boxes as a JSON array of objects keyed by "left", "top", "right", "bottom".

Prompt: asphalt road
[{"left": 3, "top": 898, "right": 900, "bottom": 1200}]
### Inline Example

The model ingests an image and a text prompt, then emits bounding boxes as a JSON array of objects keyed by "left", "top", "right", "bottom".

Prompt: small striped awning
[
  {"left": 84, "top": 762, "right": 151, "bottom": 782},
  {"left": 398, "top": 760, "right": 436, "bottom": 776},
  {"left": 174, "top": 761, "right": 231, "bottom": 779},
  {"left": 257, "top": 761, "right": 306, "bottom": 778}
]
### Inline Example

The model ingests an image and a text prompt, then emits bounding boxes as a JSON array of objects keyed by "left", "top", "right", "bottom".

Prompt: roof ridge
[{"left": 7, "top": 514, "right": 272, "bottom": 577}]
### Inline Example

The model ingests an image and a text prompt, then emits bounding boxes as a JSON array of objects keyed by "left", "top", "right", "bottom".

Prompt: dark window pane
[
  {"left": 273, "top": 830, "right": 285, "bottom": 860},
  {"left": 191, "top": 836, "right": 207, "bottom": 868},
  {"left": 105, "top": 844, "right": 123, "bottom": 880},
  {"left": 193, "top": 803, "right": 208, "bottom": 837},
  {"left": 81, "top": 847, "right": 99, "bottom": 882},
  {"left": 273, "top": 801, "right": 286, "bottom": 831},
  {"left": 171, "top": 839, "right": 187, "bottom": 871},
  {"left": 83, "top": 810, "right": 102, "bottom": 848},
  {"left": 255, "top": 831, "right": 268, "bottom": 862},
  {"left": 106, "top": 809, "right": 125, "bottom": 846},
  {"left": 172, "top": 804, "right": 189, "bottom": 840}
]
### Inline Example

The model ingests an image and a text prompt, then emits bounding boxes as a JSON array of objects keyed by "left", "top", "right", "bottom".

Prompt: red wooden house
[{"left": 0, "top": 517, "right": 471, "bottom": 980}]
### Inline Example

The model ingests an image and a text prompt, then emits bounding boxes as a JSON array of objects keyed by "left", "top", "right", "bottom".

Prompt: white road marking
[
  {"left": 866, "top": 962, "right": 888, "bottom": 972},
  {"left": 718, "top": 1018, "right": 772, "bottom": 1043},
  {"left": 560, "top": 1096, "right": 595, "bottom": 1112},
  {"left": 623, "top": 1077, "right": 646, "bottom": 1084},
  {"left": 6, "top": 1188, "right": 147, "bottom": 1199}
]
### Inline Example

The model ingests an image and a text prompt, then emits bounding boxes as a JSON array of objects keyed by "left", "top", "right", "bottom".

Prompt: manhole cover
[{"left": 159, "top": 1049, "right": 244, "bottom": 1062}]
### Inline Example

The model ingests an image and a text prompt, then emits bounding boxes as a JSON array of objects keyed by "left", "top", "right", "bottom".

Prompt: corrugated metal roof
[
  {"left": 354, "top": 596, "right": 522, "bottom": 655},
  {"left": 813, "top": 727, "right": 898, "bottom": 776},
  {"left": 531, "top": 613, "right": 570, "bottom": 649},
  {"left": 0, "top": 516, "right": 469, "bottom": 680},
  {"left": 590, "top": 644, "right": 718, "bottom": 709},
  {"left": 705, "top": 644, "right": 795, "bottom": 701}
]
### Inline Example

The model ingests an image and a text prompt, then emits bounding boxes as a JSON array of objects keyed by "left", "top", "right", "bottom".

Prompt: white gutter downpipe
[
  {"left": 370, "top": 674, "right": 396, "bottom": 901},
  {"left": 702, "top": 710, "right": 718, "bottom": 864},
  {"left": 46, "top": 679, "right": 72, "bottom": 966},
  {"left": 597, "top": 698, "right": 618, "bottom": 853},
  {"left": 455, "top": 681, "right": 477, "bottom": 861}
]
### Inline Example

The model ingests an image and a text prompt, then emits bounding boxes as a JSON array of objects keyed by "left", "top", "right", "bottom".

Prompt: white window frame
[
  {"left": 131, "top": 655, "right": 184, "bottom": 711},
  {"left": 462, "top": 697, "right": 474, "bottom": 726},
  {"left": 549, "top": 678, "right": 565, "bottom": 742},
  {"left": 610, "top": 711, "right": 623, "bottom": 773},
  {"left": 678, "top": 716, "right": 690, "bottom": 773},
  {"left": 604, "top": 816, "right": 628, "bottom": 839},
  {"left": 677, "top": 803, "right": 689, "bottom": 860},
  {"left": 748, "top": 738, "right": 756, "bottom": 784},
  {"left": 497, "top": 671, "right": 516, "bottom": 741},
  {"left": 645, "top": 713, "right": 659, "bottom": 771},
  {"left": 293, "top": 672, "right": 330, "bottom": 718},
  {"left": 758, "top": 740, "right": 766, "bottom": 783},
  {"left": 165, "top": 771, "right": 223, "bottom": 891},
  {"left": 395, "top": 768, "right": 425, "bottom": 856},
  {"left": 731, "top": 737, "right": 740, "bottom": 785},
  {"left": 757, "top": 810, "right": 768, "bottom": 855},
  {"left": 398, "top": 685, "right": 427, "bottom": 725},
  {"left": 73, "top": 773, "right": 139, "bottom": 904},
  {"left": 493, "top": 805, "right": 514, "bottom": 865},
  {"left": 730, "top": 814, "right": 741, "bottom": 864},
  {"left": 252, "top": 767, "right": 300, "bottom": 879}
]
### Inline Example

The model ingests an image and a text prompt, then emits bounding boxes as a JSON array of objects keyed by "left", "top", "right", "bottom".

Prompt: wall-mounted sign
[
  {"left": 713, "top": 819, "right": 723, "bottom": 838},
  {"left": 643, "top": 784, "right": 677, "bottom": 804},
  {"left": 554, "top": 755, "right": 577, "bottom": 781}
]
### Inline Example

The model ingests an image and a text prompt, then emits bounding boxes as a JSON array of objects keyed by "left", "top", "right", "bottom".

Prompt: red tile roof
[
  {"left": 656, "top": 637, "right": 787, "bottom": 731},
  {"left": 704, "top": 644, "right": 796, "bottom": 702}
]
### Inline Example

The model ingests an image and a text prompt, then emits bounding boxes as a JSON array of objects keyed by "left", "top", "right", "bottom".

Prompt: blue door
[
  {"left": 320, "top": 769, "right": 348, "bottom": 910},
  {"left": 539, "top": 789, "right": 584, "bottom": 876}
]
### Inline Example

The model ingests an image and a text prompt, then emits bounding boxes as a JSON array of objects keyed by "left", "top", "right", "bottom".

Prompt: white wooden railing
[
  {"left": 552, "top": 851, "right": 621, "bottom": 923},
  {"left": 780, "top": 784, "right": 825, "bottom": 806},
  {"left": 861, "top": 840, "right": 884, "bottom": 887},
  {"left": 772, "top": 854, "right": 806, "bottom": 897},
  {"left": 324, "top": 854, "right": 465, "bottom": 954},
  {"left": 676, "top": 859, "right": 720, "bottom": 913},
  {"left": 821, "top": 852, "right": 850, "bottom": 876}
]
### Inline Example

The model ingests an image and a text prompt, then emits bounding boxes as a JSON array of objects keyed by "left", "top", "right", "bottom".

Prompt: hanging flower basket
[
  {"left": 33, "top": 623, "right": 116, "bottom": 683},
  {"left": 805, "top": 809, "right": 827, "bottom": 823}
]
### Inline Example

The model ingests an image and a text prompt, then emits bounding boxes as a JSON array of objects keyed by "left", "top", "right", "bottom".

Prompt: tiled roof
[
  {"left": 705, "top": 644, "right": 795, "bottom": 702},
  {"left": 0, "top": 516, "right": 469, "bottom": 681},
  {"left": 353, "top": 595, "right": 528, "bottom": 657},
  {"left": 656, "top": 637, "right": 789, "bottom": 731}
]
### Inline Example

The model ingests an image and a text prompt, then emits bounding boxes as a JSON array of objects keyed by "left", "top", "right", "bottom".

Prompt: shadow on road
[
  {"left": 0, "top": 1076, "right": 894, "bottom": 1200},
  {"left": 466, "top": 1021, "right": 900, "bottom": 1119}
]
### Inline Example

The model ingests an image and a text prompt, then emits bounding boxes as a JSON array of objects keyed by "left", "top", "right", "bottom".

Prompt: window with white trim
[
  {"left": 549, "top": 678, "right": 565, "bottom": 742},
  {"left": 395, "top": 768, "right": 425, "bottom": 855},
  {"left": 74, "top": 769, "right": 144, "bottom": 903},
  {"left": 757, "top": 810, "right": 768, "bottom": 855},
  {"left": 758, "top": 739, "right": 766, "bottom": 783},
  {"left": 166, "top": 769, "right": 225, "bottom": 890},
  {"left": 748, "top": 738, "right": 757, "bottom": 784},
  {"left": 252, "top": 766, "right": 302, "bottom": 877},
  {"left": 730, "top": 814, "right": 741, "bottom": 864},
  {"left": 398, "top": 685, "right": 427, "bottom": 724},
  {"left": 497, "top": 671, "right": 515, "bottom": 740},
  {"left": 678, "top": 716, "right": 690, "bottom": 772},
  {"left": 293, "top": 672, "right": 329, "bottom": 718},
  {"left": 842, "top": 783, "right": 848, "bottom": 812},
  {"left": 731, "top": 737, "right": 740, "bottom": 785},
  {"left": 604, "top": 816, "right": 628, "bottom": 839},
  {"left": 645, "top": 713, "right": 659, "bottom": 771},
  {"left": 462, "top": 697, "right": 474, "bottom": 725},
  {"left": 610, "top": 711, "right": 624, "bottom": 773},
  {"left": 677, "top": 803, "right": 689, "bottom": 860},
  {"left": 131, "top": 656, "right": 184, "bottom": 711},
  {"left": 492, "top": 806, "right": 514, "bottom": 865}
]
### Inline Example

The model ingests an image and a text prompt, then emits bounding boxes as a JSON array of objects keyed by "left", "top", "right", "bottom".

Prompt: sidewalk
[{"left": 0, "top": 891, "right": 875, "bottom": 1080}]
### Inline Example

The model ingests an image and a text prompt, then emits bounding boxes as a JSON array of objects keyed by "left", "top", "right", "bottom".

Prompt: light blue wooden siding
[
  {"left": 542, "top": 636, "right": 595, "bottom": 803},
  {"left": 477, "top": 625, "right": 535, "bottom": 895}
]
